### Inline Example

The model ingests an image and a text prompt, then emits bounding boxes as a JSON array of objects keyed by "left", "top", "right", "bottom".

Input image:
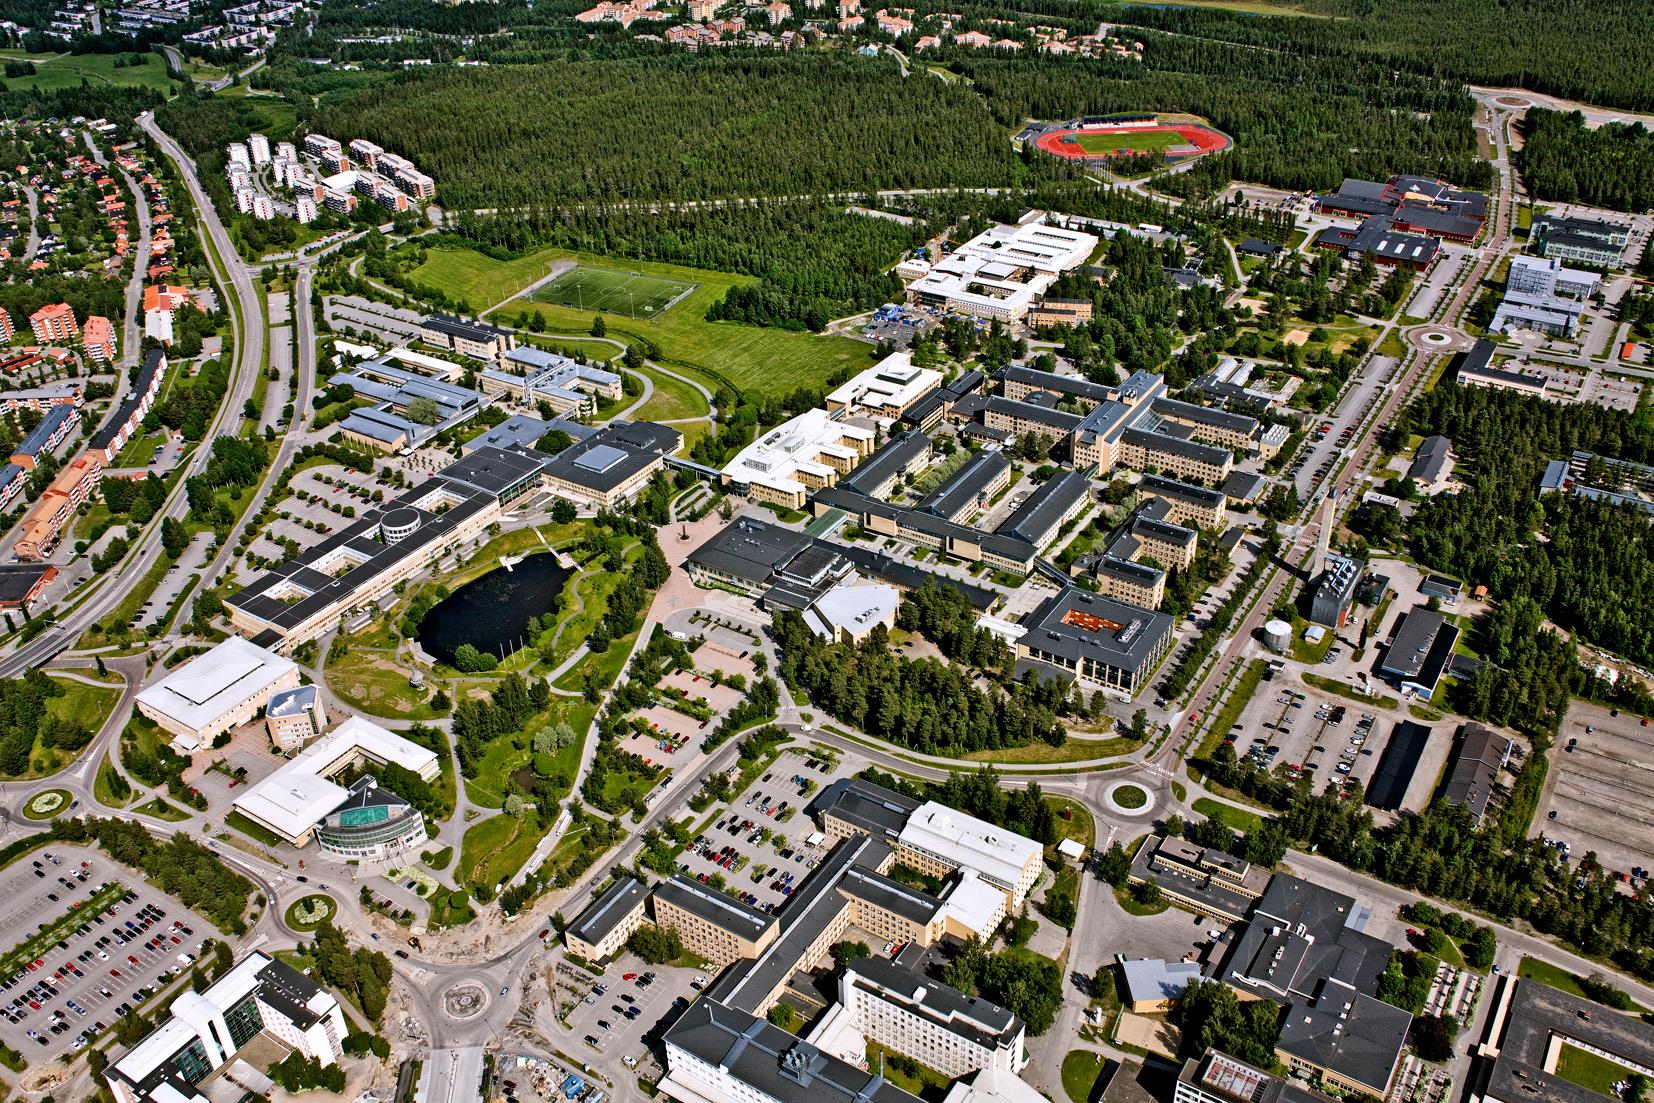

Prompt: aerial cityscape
[{"left": 0, "top": 4, "right": 1649, "bottom": 1103}]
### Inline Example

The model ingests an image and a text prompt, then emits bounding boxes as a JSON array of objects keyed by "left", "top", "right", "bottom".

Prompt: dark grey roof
[
  {"left": 1091, "top": 555, "right": 1163, "bottom": 587},
  {"left": 653, "top": 875, "right": 778, "bottom": 942},
  {"left": 1392, "top": 202, "right": 1481, "bottom": 239},
  {"left": 1151, "top": 396, "right": 1258, "bottom": 437},
  {"left": 1020, "top": 587, "right": 1172, "bottom": 676},
  {"left": 1275, "top": 992, "right": 1409, "bottom": 1095},
  {"left": 1220, "top": 471, "right": 1267, "bottom": 503},
  {"left": 1140, "top": 473, "right": 1225, "bottom": 508},
  {"left": 960, "top": 423, "right": 1011, "bottom": 445},
  {"left": 825, "top": 540, "right": 999, "bottom": 610},
  {"left": 983, "top": 395, "right": 1084, "bottom": 434},
  {"left": 1440, "top": 723, "right": 1510, "bottom": 822},
  {"left": 899, "top": 391, "right": 945, "bottom": 428},
  {"left": 1485, "top": 980, "right": 1654, "bottom": 1103},
  {"left": 1123, "top": 427, "right": 1231, "bottom": 468},
  {"left": 944, "top": 369, "right": 986, "bottom": 398},
  {"left": 816, "top": 777, "right": 919, "bottom": 842},
  {"left": 439, "top": 445, "right": 552, "bottom": 498},
  {"left": 840, "top": 429, "right": 931, "bottom": 495},
  {"left": 1237, "top": 238, "right": 1281, "bottom": 256},
  {"left": 0, "top": 563, "right": 54, "bottom": 602},
  {"left": 844, "top": 954, "right": 1020, "bottom": 1048},
  {"left": 1408, "top": 435, "right": 1452, "bottom": 484},
  {"left": 568, "top": 875, "right": 650, "bottom": 949},
  {"left": 423, "top": 313, "right": 509, "bottom": 342},
  {"left": 836, "top": 865, "right": 943, "bottom": 927},
  {"left": 665, "top": 1000, "right": 917, "bottom": 1103},
  {"left": 918, "top": 449, "right": 1008, "bottom": 520},
  {"left": 1381, "top": 608, "right": 1451, "bottom": 679},
  {"left": 254, "top": 956, "right": 329, "bottom": 1030},
  {"left": 541, "top": 420, "right": 678, "bottom": 493},
  {"left": 91, "top": 347, "right": 164, "bottom": 451},
  {"left": 688, "top": 517, "right": 813, "bottom": 587},
  {"left": 997, "top": 365, "right": 1112, "bottom": 405},
  {"left": 996, "top": 469, "right": 1090, "bottom": 546}
]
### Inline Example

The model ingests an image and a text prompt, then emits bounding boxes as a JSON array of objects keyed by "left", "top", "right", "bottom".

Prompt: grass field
[
  {"left": 1555, "top": 1043, "right": 1632, "bottom": 1097},
  {"left": 1062, "top": 1050, "right": 1108, "bottom": 1103},
  {"left": 633, "top": 364, "right": 711, "bottom": 422},
  {"left": 0, "top": 50, "right": 176, "bottom": 93},
  {"left": 1074, "top": 129, "right": 1186, "bottom": 156},
  {"left": 410, "top": 245, "right": 877, "bottom": 397},
  {"left": 1192, "top": 796, "right": 1266, "bottom": 836},
  {"left": 530, "top": 266, "right": 695, "bottom": 320}
]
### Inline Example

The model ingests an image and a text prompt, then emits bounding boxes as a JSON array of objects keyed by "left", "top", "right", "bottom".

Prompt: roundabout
[
  {"left": 23, "top": 788, "right": 71, "bottom": 820},
  {"left": 1405, "top": 325, "right": 1474, "bottom": 354},
  {"left": 443, "top": 981, "right": 489, "bottom": 1021},
  {"left": 1104, "top": 782, "right": 1154, "bottom": 816},
  {"left": 284, "top": 893, "right": 338, "bottom": 932}
]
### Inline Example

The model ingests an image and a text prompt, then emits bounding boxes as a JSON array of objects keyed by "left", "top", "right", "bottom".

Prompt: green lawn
[
  {"left": 1301, "top": 672, "right": 1400, "bottom": 711},
  {"left": 530, "top": 266, "right": 695, "bottom": 319},
  {"left": 226, "top": 809, "right": 286, "bottom": 847},
  {"left": 412, "top": 245, "right": 876, "bottom": 397},
  {"left": 961, "top": 735, "right": 1137, "bottom": 764},
  {"left": 1197, "top": 658, "right": 1267, "bottom": 760},
  {"left": 0, "top": 50, "right": 176, "bottom": 93},
  {"left": 457, "top": 812, "right": 551, "bottom": 892},
  {"left": 1047, "top": 796, "right": 1095, "bottom": 851},
  {"left": 1074, "top": 129, "right": 1185, "bottom": 156},
  {"left": 866, "top": 1042, "right": 951, "bottom": 1102},
  {"left": 1192, "top": 797, "right": 1265, "bottom": 836},
  {"left": 1555, "top": 1043, "right": 1633, "bottom": 1097},
  {"left": 1518, "top": 957, "right": 1651, "bottom": 1013},
  {"left": 633, "top": 364, "right": 711, "bottom": 422},
  {"left": 1062, "top": 1050, "right": 1108, "bottom": 1103},
  {"left": 48, "top": 676, "right": 120, "bottom": 734},
  {"left": 325, "top": 648, "right": 448, "bottom": 721}
]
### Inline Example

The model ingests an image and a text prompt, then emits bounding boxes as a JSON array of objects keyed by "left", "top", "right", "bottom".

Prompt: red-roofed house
[
  {"left": 82, "top": 315, "right": 115, "bottom": 364},
  {"left": 29, "top": 303, "right": 77, "bottom": 344}
]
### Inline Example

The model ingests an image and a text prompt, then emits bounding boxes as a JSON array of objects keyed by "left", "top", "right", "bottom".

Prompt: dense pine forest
[
  {"left": 1392, "top": 384, "right": 1654, "bottom": 668},
  {"left": 1515, "top": 110, "right": 1654, "bottom": 213},
  {"left": 311, "top": 56, "right": 1029, "bottom": 208}
]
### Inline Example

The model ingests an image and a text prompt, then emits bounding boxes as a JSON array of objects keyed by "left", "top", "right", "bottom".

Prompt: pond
[{"left": 418, "top": 553, "right": 572, "bottom": 667}]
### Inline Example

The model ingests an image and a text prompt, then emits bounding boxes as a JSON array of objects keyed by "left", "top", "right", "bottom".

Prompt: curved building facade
[{"left": 315, "top": 777, "right": 427, "bottom": 861}]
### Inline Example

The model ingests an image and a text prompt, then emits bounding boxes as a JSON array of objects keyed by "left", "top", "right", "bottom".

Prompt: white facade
[
  {"left": 135, "top": 637, "right": 300, "bottom": 751},
  {"left": 896, "top": 802, "right": 1042, "bottom": 905},
  {"left": 295, "top": 195, "right": 317, "bottom": 224},
  {"left": 1507, "top": 255, "right": 1600, "bottom": 299},
  {"left": 824, "top": 353, "right": 942, "bottom": 421},
  {"left": 721, "top": 408, "right": 875, "bottom": 504},
  {"left": 248, "top": 133, "right": 270, "bottom": 164},
  {"left": 839, "top": 961, "right": 1027, "bottom": 1078},
  {"left": 251, "top": 195, "right": 274, "bottom": 220}
]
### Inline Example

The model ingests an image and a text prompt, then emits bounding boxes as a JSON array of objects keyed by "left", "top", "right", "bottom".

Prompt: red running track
[{"left": 1033, "top": 123, "right": 1230, "bottom": 160}]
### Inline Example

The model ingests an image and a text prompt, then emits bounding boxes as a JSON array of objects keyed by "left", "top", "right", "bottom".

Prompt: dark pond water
[{"left": 418, "top": 553, "right": 572, "bottom": 666}]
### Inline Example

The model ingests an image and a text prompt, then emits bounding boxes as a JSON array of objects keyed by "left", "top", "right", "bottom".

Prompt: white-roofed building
[
  {"left": 904, "top": 214, "right": 1098, "bottom": 322},
  {"left": 936, "top": 869, "right": 1009, "bottom": 940},
  {"left": 802, "top": 577, "right": 900, "bottom": 643},
  {"left": 135, "top": 637, "right": 300, "bottom": 752},
  {"left": 230, "top": 715, "right": 439, "bottom": 846},
  {"left": 896, "top": 802, "right": 1043, "bottom": 906},
  {"left": 721, "top": 408, "right": 876, "bottom": 510},
  {"left": 824, "top": 353, "right": 942, "bottom": 423},
  {"left": 105, "top": 951, "right": 346, "bottom": 1103}
]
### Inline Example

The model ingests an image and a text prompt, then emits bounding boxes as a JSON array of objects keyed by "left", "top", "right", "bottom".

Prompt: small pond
[{"left": 418, "top": 553, "right": 572, "bottom": 667}]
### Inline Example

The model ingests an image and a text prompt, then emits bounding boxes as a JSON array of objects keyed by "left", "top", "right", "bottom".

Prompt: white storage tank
[{"left": 1262, "top": 619, "right": 1292, "bottom": 653}]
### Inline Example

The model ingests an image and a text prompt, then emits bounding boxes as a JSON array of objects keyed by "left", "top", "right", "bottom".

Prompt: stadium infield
[
  {"left": 529, "top": 266, "right": 697, "bottom": 319},
  {"left": 1035, "top": 122, "right": 1230, "bottom": 162}
]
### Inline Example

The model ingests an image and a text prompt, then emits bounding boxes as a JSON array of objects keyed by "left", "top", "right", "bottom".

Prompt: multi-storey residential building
[
  {"left": 14, "top": 454, "right": 101, "bottom": 560},
  {"left": 81, "top": 314, "right": 115, "bottom": 363},
  {"left": 839, "top": 956, "right": 1025, "bottom": 1078},
  {"left": 29, "top": 302, "right": 77, "bottom": 343},
  {"left": 0, "top": 307, "right": 13, "bottom": 341}
]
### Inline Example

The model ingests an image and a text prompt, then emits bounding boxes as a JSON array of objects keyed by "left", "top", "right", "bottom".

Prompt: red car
[{"left": 623, "top": 973, "right": 638, "bottom": 981}]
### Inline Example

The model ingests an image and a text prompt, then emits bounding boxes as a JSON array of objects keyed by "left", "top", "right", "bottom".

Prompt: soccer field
[
  {"left": 530, "top": 266, "right": 696, "bottom": 319},
  {"left": 1073, "top": 129, "right": 1186, "bottom": 155}
]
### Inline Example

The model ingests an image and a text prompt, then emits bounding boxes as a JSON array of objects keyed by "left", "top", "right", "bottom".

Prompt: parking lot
[
  {"left": 860, "top": 305, "right": 936, "bottom": 348},
  {"left": 675, "top": 748, "right": 853, "bottom": 914},
  {"left": 560, "top": 949, "right": 701, "bottom": 1063},
  {"left": 242, "top": 463, "right": 400, "bottom": 578},
  {"left": 1538, "top": 700, "right": 1654, "bottom": 882},
  {"left": 0, "top": 846, "right": 220, "bottom": 1064},
  {"left": 1225, "top": 679, "right": 1387, "bottom": 795}
]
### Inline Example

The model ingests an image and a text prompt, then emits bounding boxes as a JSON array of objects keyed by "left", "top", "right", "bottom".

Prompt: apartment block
[{"left": 29, "top": 302, "right": 78, "bottom": 344}]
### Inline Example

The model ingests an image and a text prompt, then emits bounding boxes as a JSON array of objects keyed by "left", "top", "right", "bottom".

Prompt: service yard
[
  {"left": 0, "top": 847, "right": 221, "bottom": 1065},
  {"left": 1538, "top": 700, "right": 1654, "bottom": 882}
]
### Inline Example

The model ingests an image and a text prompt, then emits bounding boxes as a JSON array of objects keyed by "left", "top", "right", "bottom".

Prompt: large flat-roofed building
[
  {"left": 105, "top": 951, "right": 347, "bottom": 1103},
  {"left": 228, "top": 446, "right": 551, "bottom": 648},
  {"left": 819, "top": 777, "right": 921, "bottom": 845},
  {"left": 903, "top": 214, "right": 1097, "bottom": 322},
  {"left": 419, "top": 313, "right": 515, "bottom": 361},
  {"left": 1174, "top": 1050, "right": 1323, "bottom": 1103},
  {"left": 1380, "top": 606, "right": 1460, "bottom": 701},
  {"left": 230, "top": 715, "right": 439, "bottom": 847},
  {"left": 722, "top": 409, "right": 876, "bottom": 509},
  {"left": 1492, "top": 256, "right": 1599, "bottom": 338},
  {"left": 1127, "top": 835, "right": 1269, "bottom": 923},
  {"left": 824, "top": 354, "right": 942, "bottom": 422},
  {"left": 333, "top": 358, "right": 489, "bottom": 452},
  {"left": 1015, "top": 587, "right": 1173, "bottom": 697},
  {"left": 1478, "top": 978, "right": 1654, "bottom": 1103},
  {"left": 136, "top": 637, "right": 300, "bottom": 752},
  {"left": 484, "top": 346, "right": 623, "bottom": 416},
  {"left": 542, "top": 420, "right": 681, "bottom": 509},
  {"left": 1531, "top": 214, "right": 1629, "bottom": 269},
  {"left": 564, "top": 875, "right": 651, "bottom": 961},
  {"left": 895, "top": 801, "right": 1043, "bottom": 906},
  {"left": 995, "top": 364, "right": 1113, "bottom": 406},
  {"left": 686, "top": 515, "right": 816, "bottom": 592},
  {"left": 1217, "top": 876, "right": 1409, "bottom": 1099},
  {"left": 995, "top": 468, "right": 1090, "bottom": 552},
  {"left": 314, "top": 775, "right": 428, "bottom": 861},
  {"left": 652, "top": 875, "right": 781, "bottom": 965},
  {"left": 838, "top": 955, "right": 1026, "bottom": 1078},
  {"left": 1454, "top": 338, "right": 1550, "bottom": 397}
]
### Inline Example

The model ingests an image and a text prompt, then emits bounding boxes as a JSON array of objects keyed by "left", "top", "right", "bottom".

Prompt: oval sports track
[{"left": 1033, "top": 122, "right": 1230, "bottom": 162}]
